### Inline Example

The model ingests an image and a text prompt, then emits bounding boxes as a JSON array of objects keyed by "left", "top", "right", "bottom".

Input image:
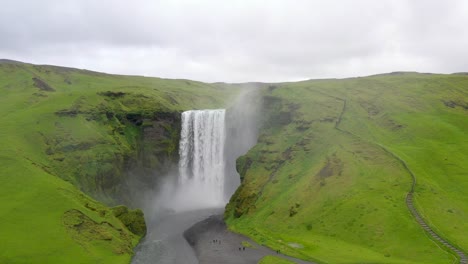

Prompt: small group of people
[
  {"left": 238, "top": 246, "right": 246, "bottom": 251},
  {"left": 212, "top": 239, "right": 221, "bottom": 244}
]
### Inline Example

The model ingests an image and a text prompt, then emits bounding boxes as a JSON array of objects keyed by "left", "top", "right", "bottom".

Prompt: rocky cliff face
[
  {"left": 121, "top": 111, "right": 181, "bottom": 206},
  {"left": 44, "top": 108, "right": 183, "bottom": 238},
  {"left": 48, "top": 110, "right": 185, "bottom": 245}
]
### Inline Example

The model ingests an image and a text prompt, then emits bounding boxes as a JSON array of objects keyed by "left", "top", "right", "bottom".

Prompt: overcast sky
[{"left": 1, "top": 0, "right": 467, "bottom": 82}]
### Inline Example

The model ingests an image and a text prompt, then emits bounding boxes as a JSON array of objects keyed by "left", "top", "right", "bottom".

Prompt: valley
[{"left": 1, "top": 61, "right": 467, "bottom": 264}]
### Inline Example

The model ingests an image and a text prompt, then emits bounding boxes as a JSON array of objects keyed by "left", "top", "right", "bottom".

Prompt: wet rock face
[
  {"left": 443, "top": 99, "right": 468, "bottom": 110},
  {"left": 98, "top": 91, "right": 127, "bottom": 98},
  {"left": 120, "top": 111, "right": 181, "bottom": 205},
  {"left": 316, "top": 153, "right": 343, "bottom": 178},
  {"left": 126, "top": 113, "right": 144, "bottom": 126},
  {"left": 32, "top": 77, "right": 55, "bottom": 92},
  {"left": 142, "top": 112, "right": 180, "bottom": 140},
  {"left": 45, "top": 108, "right": 181, "bottom": 207}
]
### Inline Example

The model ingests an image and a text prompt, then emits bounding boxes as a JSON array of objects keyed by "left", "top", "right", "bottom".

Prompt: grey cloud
[{"left": 0, "top": 0, "right": 467, "bottom": 82}]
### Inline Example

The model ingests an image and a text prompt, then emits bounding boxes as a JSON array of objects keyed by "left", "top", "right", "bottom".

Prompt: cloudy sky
[{"left": 1, "top": 0, "right": 467, "bottom": 82}]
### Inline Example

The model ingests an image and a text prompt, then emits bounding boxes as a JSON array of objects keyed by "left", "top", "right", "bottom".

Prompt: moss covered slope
[
  {"left": 226, "top": 73, "right": 468, "bottom": 263},
  {"left": 0, "top": 61, "right": 235, "bottom": 263}
]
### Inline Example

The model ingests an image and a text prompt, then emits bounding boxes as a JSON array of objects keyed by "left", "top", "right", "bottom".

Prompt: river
[{"left": 131, "top": 208, "right": 223, "bottom": 264}]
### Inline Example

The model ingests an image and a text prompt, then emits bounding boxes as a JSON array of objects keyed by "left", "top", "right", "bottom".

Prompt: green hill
[
  {"left": 0, "top": 61, "right": 235, "bottom": 263},
  {"left": 226, "top": 73, "right": 468, "bottom": 263},
  {"left": 1, "top": 61, "right": 467, "bottom": 264}
]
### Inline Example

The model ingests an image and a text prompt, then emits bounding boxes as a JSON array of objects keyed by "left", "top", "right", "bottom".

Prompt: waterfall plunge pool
[{"left": 131, "top": 208, "right": 223, "bottom": 264}]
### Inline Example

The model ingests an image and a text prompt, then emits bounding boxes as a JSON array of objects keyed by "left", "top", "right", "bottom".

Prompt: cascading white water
[
  {"left": 132, "top": 109, "right": 227, "bottom": 263},
  {"left": 176, "top": 109, "right": 226, "bottom": 209},
  {"left": 132, "top": 91, "right": 259, "bottom": 264}
]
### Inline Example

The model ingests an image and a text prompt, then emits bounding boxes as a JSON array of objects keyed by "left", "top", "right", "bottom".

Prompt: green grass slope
[
  {"left": 258, "top": 255, "right": 296, "bottom": 264},
  {"left": 226, "top": 73, "right": 468, "bottom": 263},
  {"left": 0, "top": 61, "right": 235, "bottom": 263}
]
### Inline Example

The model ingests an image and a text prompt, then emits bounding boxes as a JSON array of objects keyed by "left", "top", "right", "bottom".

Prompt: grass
[
  {"left": 258, "top": 255, "right": 296, "bottom": 264},
  {"left": 226, "top": 73, "right": 467, "bottom": 263},
  {"left": 2, "top": 61, "right": 467, "bottom": 264},
  {"left": 0, "top": 61, "right": 237, "bottom": 263},
  {"left": 242, "top": 240, "right": 255, "bottom": 248},
  {"left": 0, "top": 156, "right": 140, "bottom": 263}
]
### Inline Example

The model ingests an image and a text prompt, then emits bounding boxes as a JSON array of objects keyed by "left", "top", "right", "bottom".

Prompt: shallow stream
[{"left": 131, "top": 208, "right": 222, "bottom": 264}]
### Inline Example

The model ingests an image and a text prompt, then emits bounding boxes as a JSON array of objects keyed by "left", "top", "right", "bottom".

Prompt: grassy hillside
[
  {"left": 226, "top": 73, "right": 468, "bottom": 263},
  {"left": 2, "top": 60, "right": 467, "bottom": 264},
  {"left": 0, "top": 61, "right": 235, "bottom": 263},
  {"left": 258, "top": 255, "right": 296, "bottom": 264}
]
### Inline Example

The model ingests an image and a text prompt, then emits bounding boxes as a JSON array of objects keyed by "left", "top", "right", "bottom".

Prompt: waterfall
[{"left": 177, "top": 109, "right": 226, "bottom": 208}]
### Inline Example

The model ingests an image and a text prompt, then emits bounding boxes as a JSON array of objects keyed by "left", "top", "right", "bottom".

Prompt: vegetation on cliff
[
  {"left": 0, "top": 61, "right": 235, "bottom": 263},
  {"left": 226, "top": 73, "right": 468, "bottom": 263},
  {"left": 2, "top": 60, "right": 467, "bottom": 264}
]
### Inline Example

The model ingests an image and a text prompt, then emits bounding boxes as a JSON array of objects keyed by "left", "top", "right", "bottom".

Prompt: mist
[
  {"left": 115, "top": 85, "right": 265, "bottom": 264},
  {"left": 134, "top": 86, "right": 262, "bottom": 227},
  {"left": 224, "top": 86, "right": 262, "bottom": 200}
]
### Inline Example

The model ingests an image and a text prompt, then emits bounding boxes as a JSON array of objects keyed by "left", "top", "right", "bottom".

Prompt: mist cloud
[{"left": 1, "top": 0, "right": 467, "bottom": 82}]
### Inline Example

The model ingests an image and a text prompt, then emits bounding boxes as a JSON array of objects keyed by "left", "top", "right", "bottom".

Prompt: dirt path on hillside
[
  {"left": 330, "top": 95, "right": 467, "bottom": 264},
  {"left": 406, "top": 193, "right": 467, "bottom": 263},
  {"left": 184, "top": 214, "right": 315, "bottom": 264}
]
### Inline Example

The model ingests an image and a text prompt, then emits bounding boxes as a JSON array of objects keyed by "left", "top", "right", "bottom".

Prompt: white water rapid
[{"left": 176, "top": 109, "right": 226, "bottom": 209}]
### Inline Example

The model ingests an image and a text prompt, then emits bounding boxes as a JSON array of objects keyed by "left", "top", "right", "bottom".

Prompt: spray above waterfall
[{"left": 143, "top": 87, "right": 260, "bottom": 218}]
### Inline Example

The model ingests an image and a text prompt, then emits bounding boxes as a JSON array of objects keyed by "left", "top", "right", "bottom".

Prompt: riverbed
[
  {"left": 131, "top": 208, "right": 313, "bottom": 264},
  {"left": 131, "top": 208, "right": 222, "bottom": 264}
]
